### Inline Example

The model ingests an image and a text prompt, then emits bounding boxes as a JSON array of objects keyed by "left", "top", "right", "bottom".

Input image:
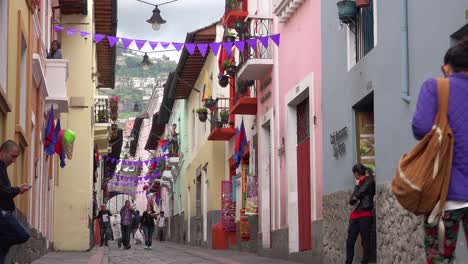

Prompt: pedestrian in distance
[
  {"left": 140, "top": 204, "right": 157, "bottom": 249},
  {"left": 131, "top": 210, "right": 141, "bottom": 240},
  {"left": 412, "top": 36, "right": 468, "bottom": 263},
  {"left": 0, "top": 140, "right": 31, "bottom": 264},
  {"left": 110, "top": 214, "right": 122, "bottom": 248},
  {"left": 120, "top": 200, "right": 136, "bottom": 249},
  {"left": 156, "top": 211, "right": 166, "bottom": 242},
  {"left": 345, "top": 163, "right": 375, "bottom": 264},
  {"left": 96, "top": 204, "right": 112, "bottom": 246}
]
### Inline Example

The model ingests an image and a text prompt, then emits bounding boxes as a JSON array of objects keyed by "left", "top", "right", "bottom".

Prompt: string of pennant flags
[
  {"left": 109, "top": 172, "right": 162, "bottom": 182},
  {"left": 102, "top": 153, "right": 170, "bottom": 166},
  {"left": 110, "top": 191, "right": 147, "bottom": 195},
  {"left": 108, "top": 181, "right": 149, "bottom": 187},
  {"left": 54, "top": 26, "right": 281, "bottom": 57}
]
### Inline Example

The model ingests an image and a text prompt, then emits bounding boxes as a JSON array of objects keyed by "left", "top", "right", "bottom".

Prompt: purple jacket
[{"left": 412, "top": 73, "right": 468, "bottom": 201}]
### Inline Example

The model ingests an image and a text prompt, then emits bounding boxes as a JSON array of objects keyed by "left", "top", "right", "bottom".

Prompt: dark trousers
[
  {"left": 158, "top": 226, "right": 165, "bottom": 241},
  {"left": 143, "top": 225, "right": 155, "bottom": 246},
  {"left": 0, "top": 212, "right": 30, "bottom": 264},
  {"left": 346, "top": 217, "right": 372, "bottom": 264},
  {"left": 99, "top": 223, "right": 110, "bottom": 246},
  {"left": 121, "top": 225, "right": 131, "bottom": 247}
]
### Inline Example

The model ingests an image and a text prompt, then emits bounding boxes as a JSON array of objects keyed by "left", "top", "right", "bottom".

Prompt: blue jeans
[
  {"left": 142, "top": 225, "right": 155, "bottom": 246},
  {"left": 0, "top": 212, "right": 30, "bottom": 264}
]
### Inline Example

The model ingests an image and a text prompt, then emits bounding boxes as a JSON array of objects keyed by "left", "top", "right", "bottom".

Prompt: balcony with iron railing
[
  {"left": 237, "top": 15, "right": 274, "bottom": 81},
  {"left": 208, "top": 98, "right": 236, "bottom": 141},
  {"left": 95, "top": 95, "right": 110, "bottom": 125},
  {"left": 231, "top": 80, "right": 257, "bottom": 115},
  {"left": 222, "top": 0, "right": 249, "bottom": 29}
]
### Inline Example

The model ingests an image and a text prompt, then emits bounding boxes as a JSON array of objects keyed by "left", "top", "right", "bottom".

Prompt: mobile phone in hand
[{"left": 27, "top": 184, "right": 33, "bottom": 189}]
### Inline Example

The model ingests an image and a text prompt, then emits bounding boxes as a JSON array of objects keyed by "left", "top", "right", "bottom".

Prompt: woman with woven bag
[{"left": 412, "top": 37, "right": 468, "bottom": 263}]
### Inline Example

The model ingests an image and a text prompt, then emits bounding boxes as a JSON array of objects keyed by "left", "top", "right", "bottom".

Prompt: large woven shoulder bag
[{"left": 391, "top": 78, "right": 453, "bottom": 222}]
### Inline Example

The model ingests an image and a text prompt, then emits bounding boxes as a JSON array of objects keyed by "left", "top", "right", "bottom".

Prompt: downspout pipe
[{"left": 401, "top": 0, "right": 411, "bottom": 103}]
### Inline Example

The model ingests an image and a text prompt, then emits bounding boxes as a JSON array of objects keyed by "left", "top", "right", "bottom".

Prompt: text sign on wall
[{"left": 330, "top": 127, "right": 348, "bottom": 158}]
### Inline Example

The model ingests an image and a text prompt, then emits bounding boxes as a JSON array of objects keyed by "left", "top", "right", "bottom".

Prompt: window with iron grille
[
  {"left": 354, "top": 1, "right": 374, "bottom": 62},
  {"left": 297, "top": 99, "right": 310, "bottom": 144}
]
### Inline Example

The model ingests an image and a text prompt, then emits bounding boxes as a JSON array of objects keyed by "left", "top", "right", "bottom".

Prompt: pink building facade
[{"left": 256, "top": 0, "right": 322, "bottom": 260}]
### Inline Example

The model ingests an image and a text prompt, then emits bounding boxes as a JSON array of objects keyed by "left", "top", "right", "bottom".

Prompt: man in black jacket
[
  {"left": 0, "top": 140, "right": 31, "bottom": 264},
  {"left": 96, "top": 204, "right": 112, "bottom": 246}
]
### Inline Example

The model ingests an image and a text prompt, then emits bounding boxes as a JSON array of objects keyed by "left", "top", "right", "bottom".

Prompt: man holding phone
[{"left": 0, "top": 140, "right": 31, "bottom": 264}]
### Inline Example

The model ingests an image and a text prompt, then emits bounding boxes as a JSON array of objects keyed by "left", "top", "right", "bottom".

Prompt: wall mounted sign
[{"left": 330, "top": 127, "right": 348, "bottom": 158}]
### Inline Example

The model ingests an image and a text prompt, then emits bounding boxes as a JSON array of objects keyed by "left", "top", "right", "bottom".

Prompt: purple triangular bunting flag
[
  {"left": 80, "top": 31, "right": 90, "bottom": 38},
  {"left": 107, "top": 36, "right": 119, "bottom": 47},
  {"left": 234, "top": 41, "right": 245, "bottom": 53},
  {"left": 135, "top": 39, "right": 147, "bottom": 50},
  {"left": 172, "top": 42, "right": 184, "bottom": 52},
  {"left": 247, "top": 38, "right": 257, "bottom": 50},
  {"left": 197, "top": 44, "right": 208, "bottom": 57},
  {"left": 185, "top": 43, "right": 196, "bottom": 55},
  {"left": 149, "top": 41, "right": 159, "bottom": 50},
  {"left": 66, "top": 28, "right": 78, "bottom": 36},
  {"left": 144, "top": 160, "right": 149, "bottom": 166},
  {"left": 259, "top": 36, "right": 269, "bottom": 48},
  {"left": 94, "top": 34, "right": 106, "bottom": 44},
  {"left": 222, "top": 42, "right": 233, "bottom": 56},
  {"left": 121, "top": 38, "right": 133, "bottom": 49},
  {"left": 209, "top": 43, "right": 221, "bottom": 56},
  {"left": 270, "top": 34, "right": 280, "bottom": 46},
  {"left": 160, "top": 42, "right": 170, "bottom": 49},
  {"left": 139, "top": 161, "right": 143, "bottom": 166},
  {"left": 122, "top": 160, "right": 127, "bottom": 166},
  {"left": 54, "top": 26, "right": 64, "bottom": 32}
]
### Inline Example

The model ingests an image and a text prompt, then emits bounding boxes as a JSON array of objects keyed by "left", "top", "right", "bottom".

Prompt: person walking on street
[
  {"left": 345, "top": 164, "right": 375, "bottom": 264},
  {"left": 110, "top": 214, "right": 122, "bottom": 248},
  {"left": 120, "top": 200, "right": 136, "bottom": 249},
  {"left": 140, "top": 204, "right": 157, "bottom": 249},
  {"left": 157, "top": 211, "right": 166, "bottom": 242},
  {"left": 0, "top": 140, "right": 31, "bottom": 264},
  {"left": 131, "top": 210, "right": 141, "bottom": 240},
  {"left": 96, "top": 204, "right": 112, "bottom": 246},
  {"left": 412, "top": 36, "right": 468, "bottom": 263}
]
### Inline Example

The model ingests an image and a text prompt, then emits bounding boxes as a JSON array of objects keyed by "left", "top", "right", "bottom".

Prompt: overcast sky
[{"left": 117, "top": 0, "right": 224, "bottom": 61}]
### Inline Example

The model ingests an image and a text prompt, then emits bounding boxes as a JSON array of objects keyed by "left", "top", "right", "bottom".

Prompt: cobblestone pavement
[
  {"left": 104, "top": 240, "right": 296, "bottom": 264},
  {"left": 32, "top": 240, "right": 298, "bottom": 264}
]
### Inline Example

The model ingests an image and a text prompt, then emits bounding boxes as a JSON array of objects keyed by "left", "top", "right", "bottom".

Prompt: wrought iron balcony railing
[{"left": 95, "top": 95, "right": 110, "bottom": 124}]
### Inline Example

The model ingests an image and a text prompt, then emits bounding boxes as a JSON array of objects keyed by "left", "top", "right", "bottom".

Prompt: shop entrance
[{"left": 352, "top": 91, "right": 376, "bottom": 262}]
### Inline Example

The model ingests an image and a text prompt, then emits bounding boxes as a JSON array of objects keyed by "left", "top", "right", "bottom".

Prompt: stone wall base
[
  {"left": 323, "top": 183, "right": 425, "bottom": 264},
  {"left": 5, "top": 210, "right": 50, "bottom": 264}
]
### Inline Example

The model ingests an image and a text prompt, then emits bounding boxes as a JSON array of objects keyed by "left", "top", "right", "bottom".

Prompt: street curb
[{"left": 88, "top": 247, "right": 105, "bottom": 264}]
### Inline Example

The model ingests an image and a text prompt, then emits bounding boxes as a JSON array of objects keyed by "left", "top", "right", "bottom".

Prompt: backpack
[{"left": 391, "top": 78, "right": 453, "bottom": 222}]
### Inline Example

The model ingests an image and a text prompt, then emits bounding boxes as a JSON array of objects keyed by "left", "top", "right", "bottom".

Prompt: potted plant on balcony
[
  {"left": 236, "top": 79, "right": 254, "bottom": 95},
  {"left": 355, "top": 0, "right": 370, "bottom": 7},
  {"left": 97, "top": 109, "right": 108, "bottom": 123},
  {"left": 223, "top": 29, "right": 237, "bottom": 42},
  {"left": 225, "top": 0, "right": 242, "bottom": 12},
  {"left": 110, "top": 96, "right": 120, "bottom": 112},
  {"left": 204, "top": 96, "right": 216, "bottom": 108},
  {"left": 337, "top": 0, "right": 357, "bottom": 24},
  {"left": 220, "top": 110, "right": 230, "bottom": 124},
  {"left": 110, "top": 112, "right": 118, "bottom": 121},
  {"left": 218, "top": 74, "right": 229, "bottom": 87},
  {"left": 196, "top": 108, "right": 208, "bottom": 122},
  {"left": 223, "top": 60, "right": 237, "bottom": 76}
]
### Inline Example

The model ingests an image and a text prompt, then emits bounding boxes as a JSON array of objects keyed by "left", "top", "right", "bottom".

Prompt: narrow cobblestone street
[{"left": 32, "top": 240, "right": 298, "bottom": 264}]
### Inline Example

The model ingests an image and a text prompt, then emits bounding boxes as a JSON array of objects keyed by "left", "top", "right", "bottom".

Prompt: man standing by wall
[
  {"left": 157, "top": 211, "right": 166, "bottom": 242},
  {"left": 0, "top": 140, "right": 31, "bottom": 264}
]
